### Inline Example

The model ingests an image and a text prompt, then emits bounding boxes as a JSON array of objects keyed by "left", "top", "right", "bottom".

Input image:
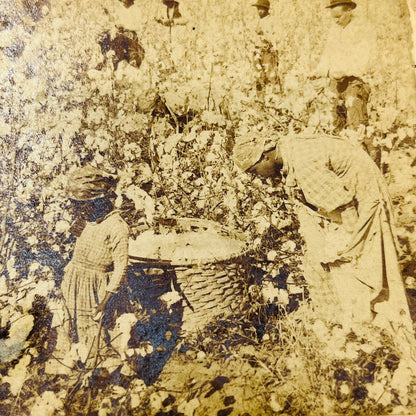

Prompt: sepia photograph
[{"left": 0, "top": 0, "right": 416, "bottom": 414}]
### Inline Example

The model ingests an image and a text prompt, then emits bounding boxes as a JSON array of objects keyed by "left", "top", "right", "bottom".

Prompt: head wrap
[
  {"left": 232, "top": 133, "right": 277, "bottom": 172},
  {"left": 66, "top": 166, "right": 117, "bottom": 201}
]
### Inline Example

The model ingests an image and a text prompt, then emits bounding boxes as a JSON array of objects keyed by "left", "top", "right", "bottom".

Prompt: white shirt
[
  {"left": 316, "top": 16, "right": 377, "bottom": 82},
  {"left": 252, "top": 14, "right": 279, "bottom": 49}
]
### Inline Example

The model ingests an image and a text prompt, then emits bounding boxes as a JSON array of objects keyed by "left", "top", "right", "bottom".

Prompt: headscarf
[
  {"left": 66, "top": 166, "right": 117, "bottom": 201},
  {"left": 232, "top": 132, "right": 277, "bottom": 172}
]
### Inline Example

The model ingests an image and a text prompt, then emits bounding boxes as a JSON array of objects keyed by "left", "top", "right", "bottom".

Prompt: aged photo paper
[{"left": 0, "top": 0, "right": 416, "bottom": 415}]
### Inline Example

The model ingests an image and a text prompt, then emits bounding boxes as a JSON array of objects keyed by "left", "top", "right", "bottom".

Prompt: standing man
[
  {"left": 155, "top": 0, "right": 189, "bottom": 67},
  {"left": 98, "top": 26, "right": 145, "bottom": 71},
  {"left": 156, "top": 0, "right": 188, "bottom": 27},
  {"left": 251, "top": 0, "right": 280, "bottom": 97},
  {"left": 97, "top": 0, "right": 146, "bottom": 72},
  {"left": 109, "top": 26, "right": 145, "bottom": 71},
  {"left": 312, "top": 0, "right": 377, "bottom": 131}
]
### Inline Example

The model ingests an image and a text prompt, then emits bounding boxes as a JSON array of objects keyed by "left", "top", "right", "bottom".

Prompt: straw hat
[{"left": 326, "top": 0, "right": 356, "bottom": 9}]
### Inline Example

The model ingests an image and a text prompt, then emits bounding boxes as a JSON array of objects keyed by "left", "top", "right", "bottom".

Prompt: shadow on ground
[{"left": 123, "top": 263, "right": 184, "bottom": 385}]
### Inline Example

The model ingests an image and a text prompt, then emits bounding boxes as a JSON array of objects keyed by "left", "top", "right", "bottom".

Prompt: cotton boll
[
  {"left": 108, "top": 313, "right": 137, "bottom": 360},
  {"left": 17, "top": 291, "right": 36, "bottom": 313},
  {"left": 55, "top": 220, "right": 70, "bottom": 233},
  {"left": 31, "top": 391, "right": 64, "bottom": 416},
  {"left": 269, "top": 393, "right": 284, "bottom": 413},
  {"left": 34, "top": 280, "right": 55, "bottom": 297},
  {"left": 267, "top": 250, "right": 278, "bottom": 262},
  {"left": 0, "top": 276, "right": 7, "bottom": 294},
  {"left": 134, "top": 341, "right": 153, "bottom": 357},
  {"left": 7, "top": 314, "right": 34, "bottom": 341},
  {"left": 261, "top": 281, "right": 279, "bottom": 303}
]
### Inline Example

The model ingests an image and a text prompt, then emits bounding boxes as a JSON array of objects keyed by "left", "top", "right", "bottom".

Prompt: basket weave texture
[
  {"left": 174, "top": 261, "right": 248, "bottom": 334},
  {"left": 129, "top": 218, "right": 251, "bottom": 333}
]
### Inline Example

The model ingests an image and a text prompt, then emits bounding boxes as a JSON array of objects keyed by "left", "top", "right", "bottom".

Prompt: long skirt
[
  {"left": 60, "top": 261, "right": 110, "bottom": 362},
  {"left": 297, "top": 203, "right": 413, "bottom": 339}
]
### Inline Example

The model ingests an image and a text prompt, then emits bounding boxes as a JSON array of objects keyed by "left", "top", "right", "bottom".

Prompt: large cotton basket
[{"left": 129, "top": 218, "right": 251, "bottom": 334}]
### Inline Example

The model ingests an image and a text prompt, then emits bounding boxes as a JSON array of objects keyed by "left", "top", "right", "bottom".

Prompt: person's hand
[
  {"left": 308, "top": 73, "right": 322, "bottom": 80},
  {"left": 330, "top": 70, "right": 347, "bottom": 80},
  {"left": 92, "top": 301, "right": 106, "bottom": 322},
  {"left": 321, "top": 255, "right": 352, "bottom": 271},
  {"left": 340, "top": 203, "right": 358, "bottom": 233},
  {"left": 155, "top": 17, "right": 172, "bottom": 26},
  {"left": 131, "top": 221, "right": 150, "bottom": 239},
  {"left": 308, "top": 74, "right": 328, "bottom": 89}
]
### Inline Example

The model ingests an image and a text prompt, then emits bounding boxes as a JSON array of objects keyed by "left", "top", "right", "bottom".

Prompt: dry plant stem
[
  {"left": 0, "top": 239, "right": 15, "bottom": 277},
  {"left": 232, "top": 351, "right": 310, "bottom": 400},
  {"left": 91, "top": 316, "right": 105, "bottom": 369},
  {"left": 66, "top": 368, "right": 88, "bottom": 404},
  {"left": 305, "top": 86, "right": 326, "bottom": 109},
  {"left": 262, "top": 107, "right": 289, "bottom": 131},
  {"left": 84, "top": 319, "right": 105, "bottom": 415},
  {"left": 10, "top": 352, "right": 30, "bottom": 416},
  {"left": 65, "top": 317, "right": 104, "bottom": 411},
  {"left": 50, "top": 354, "right": 82, "bottom": 372},
  {"left": 165, "top": 102, "right": 179, "bottom": 132},
  {"left": 207, "top": 62, "right": 214, "bottom": 110},
  {"left": 168, "top": 175, "right": 193, "bottom": 202},
  {"left": 152, "top": 170, "right": 177, "bottom": 214},
  {"left": 0, "top": 149, "right": 16, "bottom": 280}
]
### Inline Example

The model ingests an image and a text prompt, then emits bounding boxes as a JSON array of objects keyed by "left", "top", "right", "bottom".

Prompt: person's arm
[
  {"left": 311, "top": 32, "right": 333, "bottom": 78},
  {"left": 106, "top": 218, "right": 129, "bottom": 293},
  {"left": 155, "top": 17, "right": 174, "bottom": 26},
  {"left": 93, "top": 216, "right": 129, "bottom": 319},
  {"left": 93, "top": 291, "right": 112, "bottom": 320},
  {"left": 338, "top": 200, "right": 358, "bottom": 233},
  {"left": 351, "top": 24, "right": 377, "bottom": 82},
  {"left": 296, "top": 164, "right": 354, "bottom": 215}
]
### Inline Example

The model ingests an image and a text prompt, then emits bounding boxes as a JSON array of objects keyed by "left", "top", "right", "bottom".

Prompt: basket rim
[
  {"left": 129, "top": 217, "right": 252, "bottom": 266},
  {"left": 129, "top": 250, "right": 252, "bottom": 267}
]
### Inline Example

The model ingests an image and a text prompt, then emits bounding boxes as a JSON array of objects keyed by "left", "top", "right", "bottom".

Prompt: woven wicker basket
[{"left": 129, "top": 218, "right": 251, "bottom": 334}]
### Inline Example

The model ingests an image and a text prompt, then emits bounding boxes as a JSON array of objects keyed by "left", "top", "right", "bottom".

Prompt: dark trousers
[
  {"left": 254, "top": 47, "right": 280, "bottom": 96},
  {"left": 330, "top": 76, "right": 370, "bottom": 130}
]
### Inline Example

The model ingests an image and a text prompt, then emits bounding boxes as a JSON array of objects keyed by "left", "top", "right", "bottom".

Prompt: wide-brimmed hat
[
  {"left": 252, "top": 0, "right": 270, "bottom": 9},
  {"left": 163, "top": 0, "right": 179, "bottom": 6},
  {"left": 326, "top": 0, "right": 356, "bottom": 9},
  {"left": 233, "top": 133, "right": 276, "bottom": 172},
  {"left": 66, "top": 166, "right": 117, "bottom": 201}
]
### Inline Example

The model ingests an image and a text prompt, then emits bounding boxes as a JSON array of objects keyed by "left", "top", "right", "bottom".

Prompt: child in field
[{"left": 51, "top": 167, "right": 130, "bottom": 368}]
